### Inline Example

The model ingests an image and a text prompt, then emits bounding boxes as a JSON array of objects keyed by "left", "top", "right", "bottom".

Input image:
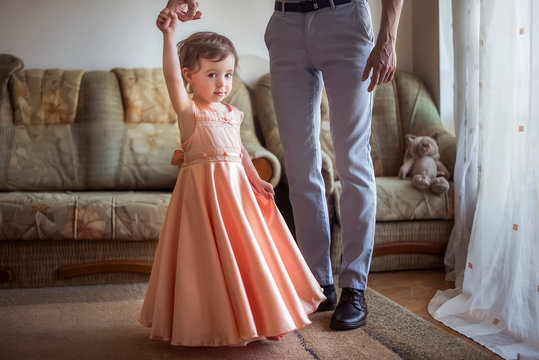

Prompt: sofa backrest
[
  {"left": 0, "top": 61, "right": 182, "bottom": 191},
  {"left": 0, "top": 54, "right": 270, "bottom": 192}
]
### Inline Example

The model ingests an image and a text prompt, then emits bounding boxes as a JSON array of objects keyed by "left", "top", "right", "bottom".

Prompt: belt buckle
[{"left": 298, "top": 1, "right": 318, "bottom": 13}]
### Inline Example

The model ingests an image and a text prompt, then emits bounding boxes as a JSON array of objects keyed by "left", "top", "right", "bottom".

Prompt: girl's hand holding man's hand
[
  {"left": 156, "top": 8, "right": 178, "bottom": 34},
  {"left": 157, "top": 0, "right": 201, "bottom": 34}
]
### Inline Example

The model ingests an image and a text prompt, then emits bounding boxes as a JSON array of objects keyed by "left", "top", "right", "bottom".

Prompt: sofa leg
[
  {"left": 57, "top": 260, "right": 152, "bottom": 280},
  {"left": 0, "top": 267, "right": 13, "bottom": 282}
]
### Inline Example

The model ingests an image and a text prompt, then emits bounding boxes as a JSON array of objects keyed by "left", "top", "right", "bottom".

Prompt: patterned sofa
[
  {"left": 254, "top": 71, "right": 456, "bottom": 273},
  {"left": 0, "top": 54, "right": 280, "bottom": 288}
]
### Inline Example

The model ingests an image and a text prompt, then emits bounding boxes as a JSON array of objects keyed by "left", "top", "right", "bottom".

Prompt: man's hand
[
  {"left": 362, "top": 0, "right": 403, "bottom": 92},
  {"left": 166, "top": 0, "right": 202, "bottom": 22},
  {"left": 361, "top": 41, "right": 397, "bottom": 92}
]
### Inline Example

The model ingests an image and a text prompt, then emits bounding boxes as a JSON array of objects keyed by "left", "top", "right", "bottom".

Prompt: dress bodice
[{"left": 171, "top": 103, "right": 244, "bottom": 166}]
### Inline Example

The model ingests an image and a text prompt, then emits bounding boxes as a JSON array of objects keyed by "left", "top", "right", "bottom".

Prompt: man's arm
[{"left": 362, "top": 0, "right": 404, "bottom": 92}]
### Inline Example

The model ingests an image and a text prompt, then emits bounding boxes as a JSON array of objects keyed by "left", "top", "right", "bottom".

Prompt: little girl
[{"left": 138, "top": 8, "right": 325, "bottom": 347}]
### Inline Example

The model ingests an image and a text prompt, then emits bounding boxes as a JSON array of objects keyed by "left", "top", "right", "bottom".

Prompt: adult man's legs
[
  {"left": 264, "top": 10, "right": 334, "bottom": 289},
  {"left": 306, "top": 0, "right": 376, "bottom": 329},
  {"left": 312, "top": 1, "right": 376, "bottom": 292}
]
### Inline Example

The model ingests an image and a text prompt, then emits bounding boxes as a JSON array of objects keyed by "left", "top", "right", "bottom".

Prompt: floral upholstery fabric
[
  {"left": 5, "top": 69, "right": 84, "bottom": 190},
  {"left": 113, "top": 67, "right": 182, "bottom": 189},
  {"left": 376, "top": 177, "right": 454, "bottom": 220},
  {"left": 333, "top": 177, "right": 454, "bottom": 222},
  {"left": 111, "top": 68, "right": 176, "bottom": 124},
  {"left": 10, "top": 69, "right": 83, "bottom": 126},
  {"left": 118, "top": 122, "right": 181, "bottom": 189},
  {"left": 8, "top": 125, "right": 79, "bottom": 189},
  {"left": 0, "top": 191, "right": 169, "bottom": 242},
  {"left": 0, "top": 64, "right": 278, "bottom": 191}
]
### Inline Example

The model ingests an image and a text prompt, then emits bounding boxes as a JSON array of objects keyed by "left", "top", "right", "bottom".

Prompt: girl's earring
[{"left": 187, "top": 83, "right": 193, "bottom": 94}]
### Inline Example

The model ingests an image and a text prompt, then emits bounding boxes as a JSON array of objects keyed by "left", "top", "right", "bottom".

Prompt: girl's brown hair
[{"left": 177, "top": 31, "right": 239, "bottom": 72}]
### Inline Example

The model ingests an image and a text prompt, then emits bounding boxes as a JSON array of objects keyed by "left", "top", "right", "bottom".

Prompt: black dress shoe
[
  {"left": 330, "top": 287, "right": 367, "bottom": 330},
  {"left": 316, "top": 284, "right": 337, "bottom": 312}
]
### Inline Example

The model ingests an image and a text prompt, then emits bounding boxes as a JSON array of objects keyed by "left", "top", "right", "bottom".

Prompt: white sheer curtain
[{"left": 428, "top": 1, "right": 539, "bottom": 359}]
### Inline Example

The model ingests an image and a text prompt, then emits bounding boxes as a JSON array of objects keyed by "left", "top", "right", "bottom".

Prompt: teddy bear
[{"left": 398, "top": 133, "right": 450, "bottom": 194}]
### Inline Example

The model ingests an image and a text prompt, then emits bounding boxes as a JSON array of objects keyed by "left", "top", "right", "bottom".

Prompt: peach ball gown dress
[{"left": 139, "top": 101, "right": 325, "bottom": 347}]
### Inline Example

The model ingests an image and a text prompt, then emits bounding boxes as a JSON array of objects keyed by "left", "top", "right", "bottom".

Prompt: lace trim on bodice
[
  {"left": 194, "top": 103, "right": 241, "bottom": 126},
  {"left": 171, "top": 102, "right": 243, "bottom": 166}
]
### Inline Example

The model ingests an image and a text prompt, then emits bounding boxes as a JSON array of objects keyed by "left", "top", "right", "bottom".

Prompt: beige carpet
[{"left": 0, "top": 283, "right": 488, "bottom": 360}]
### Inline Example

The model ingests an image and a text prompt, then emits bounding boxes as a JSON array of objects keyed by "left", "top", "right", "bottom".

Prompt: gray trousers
[{"left": 264, "top": 0, "right": 376, "bottom": 290}]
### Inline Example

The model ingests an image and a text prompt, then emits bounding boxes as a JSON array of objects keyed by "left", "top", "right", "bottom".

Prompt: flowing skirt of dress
[{"left": 139, "top": 160, "right": 325, "bottom": 347}]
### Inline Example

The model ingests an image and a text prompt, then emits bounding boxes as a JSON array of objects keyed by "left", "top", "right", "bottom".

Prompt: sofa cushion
[
  {"left": 111, "top": 68, "right": 182, "bottom": 189},
  {"left": 0, "top": 191, "right": 170, "bottom": 242},
  {"left": 118, "top": 122, "right": 181, "bottom": 189},
  {"left": 375, "top": 177, "right": 454, "bottom": 221},
  {"left": 5, "top": 69, "right": 84, "bottom": 190},
  {"left": 333, "top": 177, "right": 453, "bottom": 222},
  {"left": 111, "top": 68, "right": 176, "bottom": 124},
  {"left": 10, "top": 69, "right": 84, "bottom": 126}
]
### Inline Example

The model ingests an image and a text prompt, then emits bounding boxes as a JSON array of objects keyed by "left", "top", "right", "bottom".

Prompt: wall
[
  {"left": 412, "top": 0, "right": 440, "bottom": 109},
  {"left": 0, "top": 0, "right": 414, "bottom": 88},
  {"left": 370, "top": 0, "right": 414, "bottom": 74},
  {"left": 0, "top": 0, "right": 274, "bottom": 69},
  {"left": 438, "top": 0, "right": 455, "bottom": 135}
]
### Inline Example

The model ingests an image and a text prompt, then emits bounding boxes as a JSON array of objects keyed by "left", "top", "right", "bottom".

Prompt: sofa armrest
[
  {"left": 225, "top": 73, "right": 282, "bottom": 186},
  {"left": 0, "top": 54, "right": 24, "bottom": 190},
  {"left": 253, "top": 74, "right": 286, "bottom": 167},
  {"left": 436, "top": 132, "right": 456, "bottom": 178},
  {"left": 0, "top": 54, "right": 23, "bottom": 104},
  {"left": 242, "top": 134, "right": 281, "bottom": 186}
]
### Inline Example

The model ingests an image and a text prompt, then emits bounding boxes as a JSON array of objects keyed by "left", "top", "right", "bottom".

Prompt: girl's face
[{"left": 184, "top": 55, "right": 235, "bottom": 105}]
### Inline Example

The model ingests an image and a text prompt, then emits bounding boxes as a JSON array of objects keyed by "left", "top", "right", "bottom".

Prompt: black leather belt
[{"left": 274, "top": 0, "right": 352, "bottom": 13}]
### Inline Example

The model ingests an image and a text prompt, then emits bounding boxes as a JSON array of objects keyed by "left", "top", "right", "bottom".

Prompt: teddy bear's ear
[
  {"left": 430, "top": 132, "right": 439, "bottom": 143},
  {"left": 405, "top": 134, "right": 416, "bottom": 145}
]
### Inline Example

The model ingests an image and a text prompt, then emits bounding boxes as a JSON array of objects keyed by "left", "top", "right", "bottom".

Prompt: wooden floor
[{"left": 368, "top": 269, "right": 501, "bottom": 359}]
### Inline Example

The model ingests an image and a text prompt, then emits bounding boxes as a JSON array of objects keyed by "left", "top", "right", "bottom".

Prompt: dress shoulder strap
[{"left": 192, "top": 101, "right": 202, "bottom": 119}]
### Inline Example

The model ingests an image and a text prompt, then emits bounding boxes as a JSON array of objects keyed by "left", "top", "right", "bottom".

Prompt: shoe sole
[
  {"left": 315, "top": 303, "right": 337, "bottom": 312},
  {"left": 329, "top": 318, "right": 367, "bottom": 330}
]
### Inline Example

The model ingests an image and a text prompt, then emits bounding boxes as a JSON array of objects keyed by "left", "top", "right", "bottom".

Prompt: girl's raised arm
[{"left": 157, "top": 9, "right": 193, "bottom": 118}]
